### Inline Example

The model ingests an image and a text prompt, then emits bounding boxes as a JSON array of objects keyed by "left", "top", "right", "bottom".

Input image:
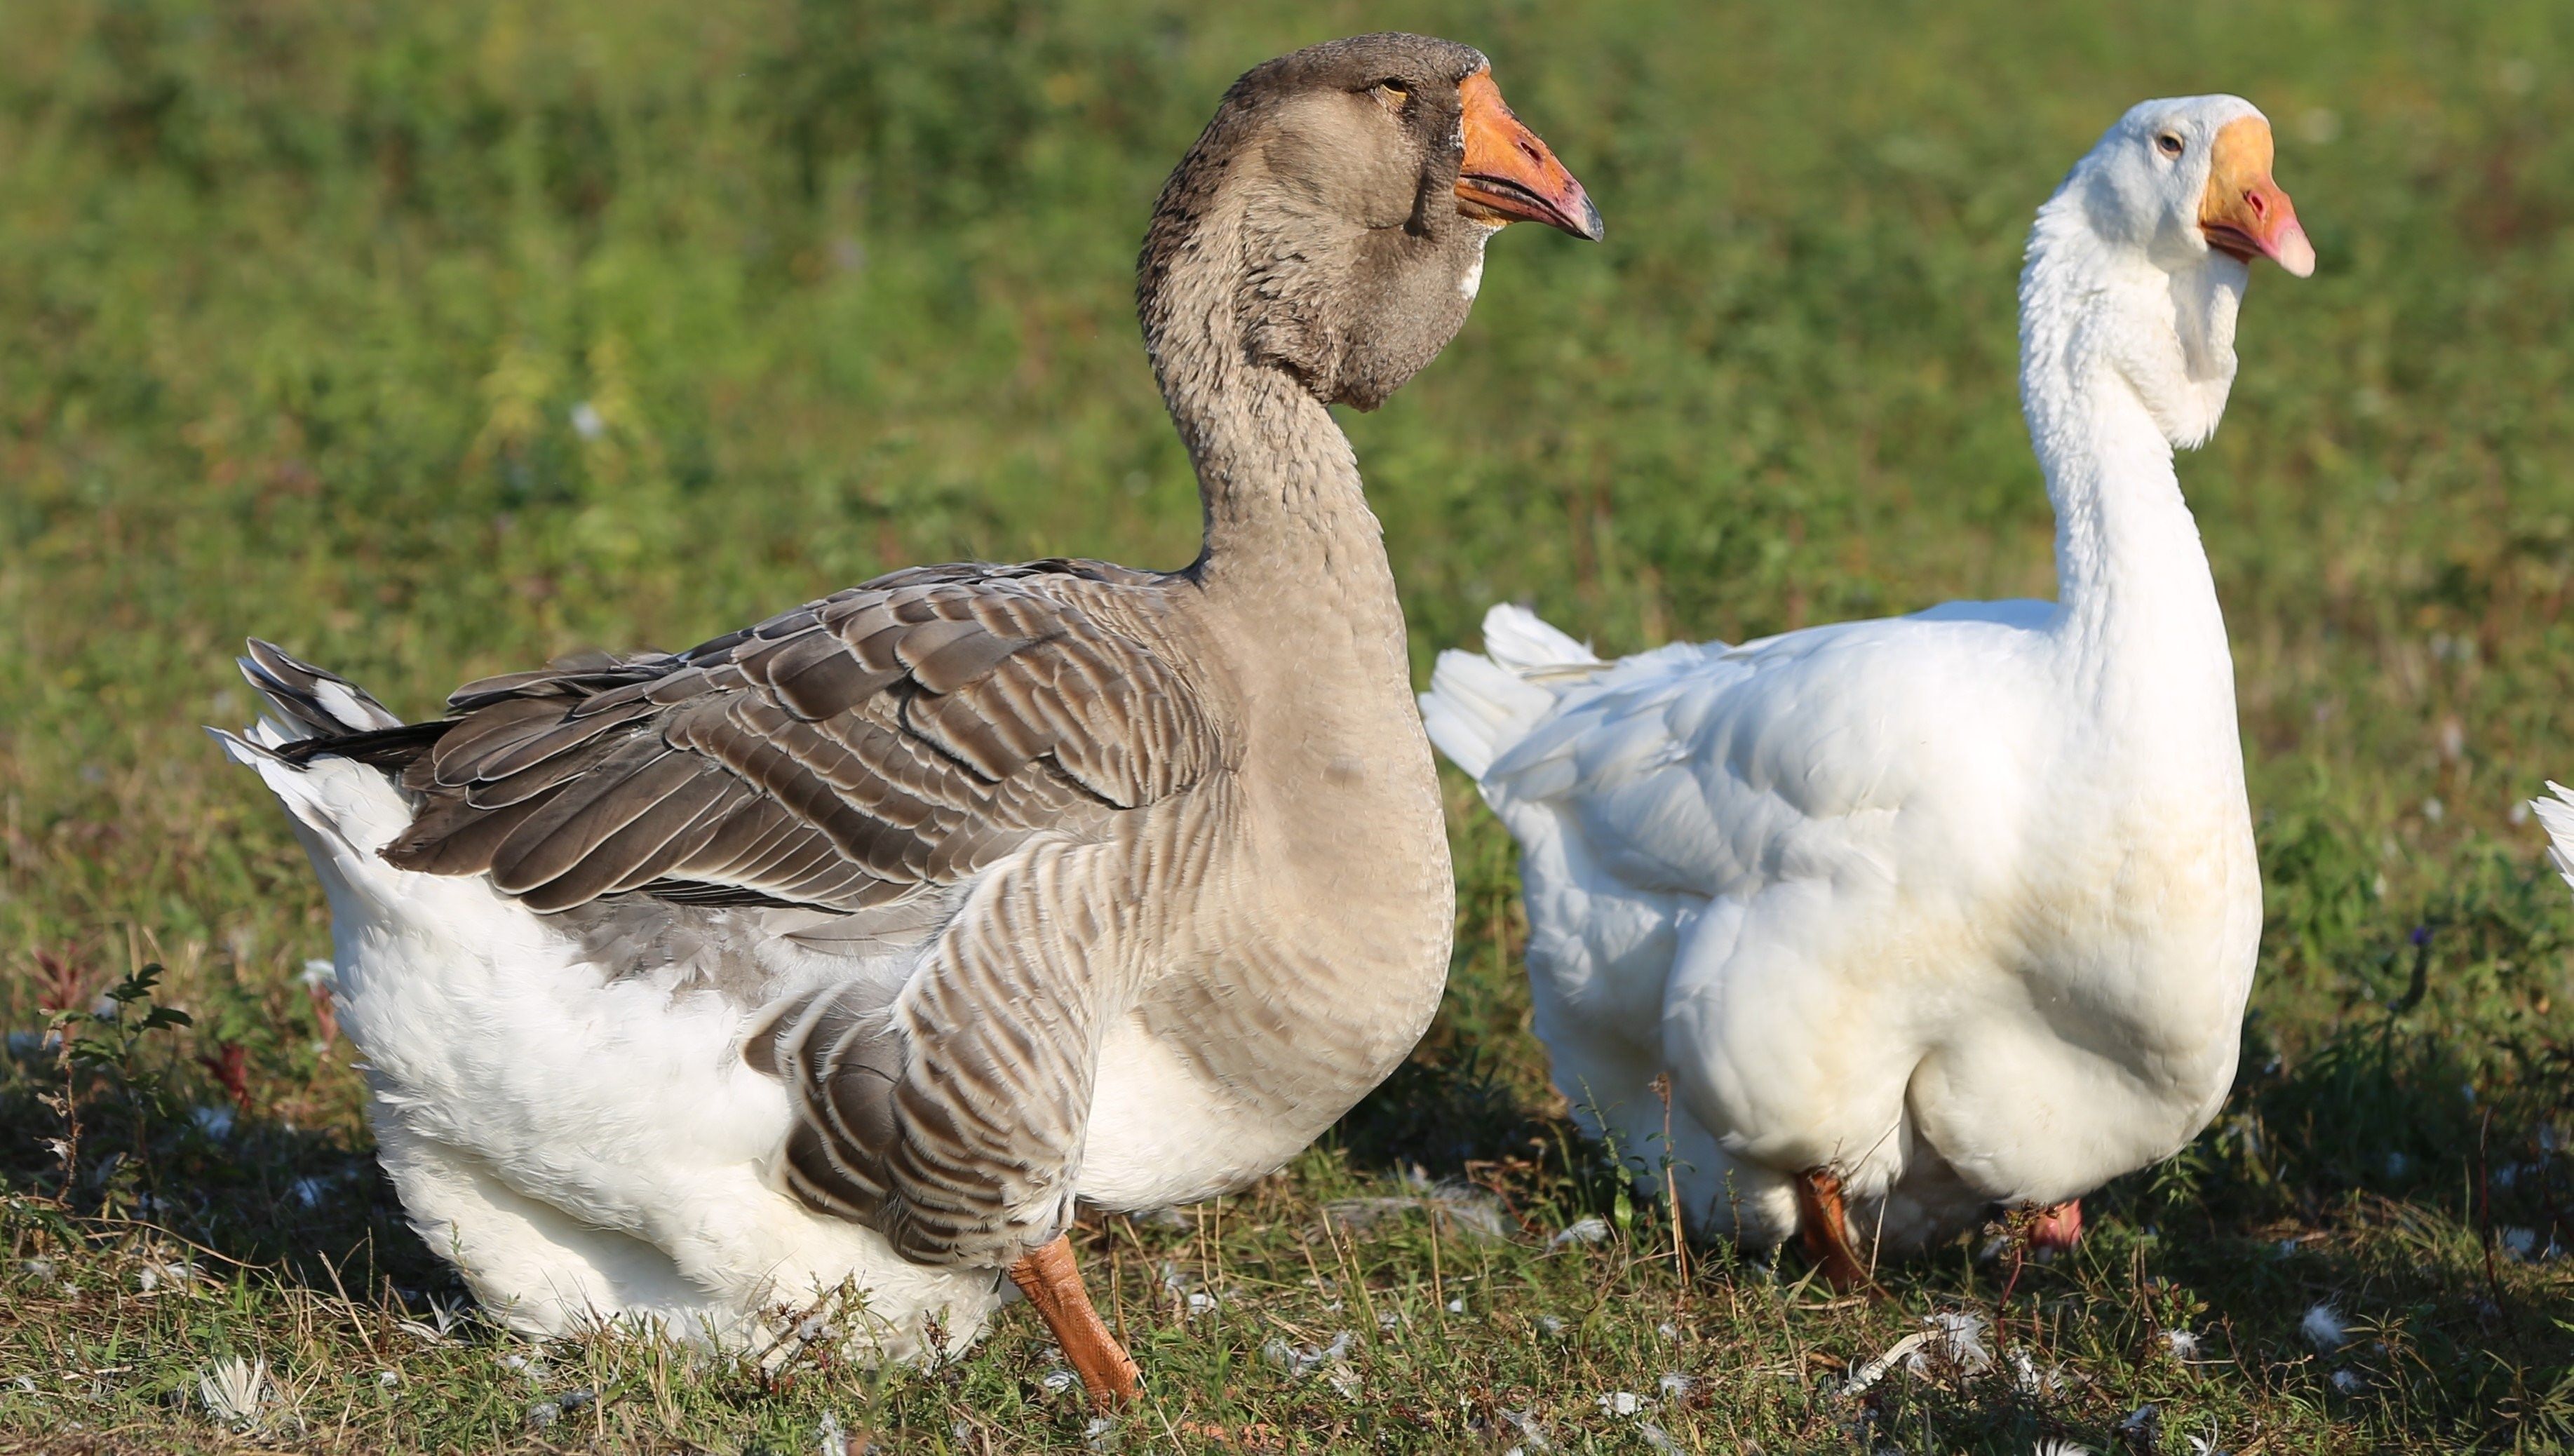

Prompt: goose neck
[
  {"left": 1139, "top": 190, "right": 1399, "bottom": 623},
  {"left": 2018, "top": 233, "right": 2236, "bottom": 722}
]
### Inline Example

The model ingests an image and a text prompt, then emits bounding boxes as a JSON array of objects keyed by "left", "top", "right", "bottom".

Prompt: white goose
[
  {"left": 2538, "top": 783, "right": 2574, "bottom": 897},
  {"left": 215, "top": 33, "right": 1598, "bottom": 1401},
  {"left": 1422, "top": 96, "right": 2314, "bottom": 1285}
]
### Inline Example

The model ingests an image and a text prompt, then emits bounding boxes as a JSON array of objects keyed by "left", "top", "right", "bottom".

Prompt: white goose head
[
  {"left": 2077, "top": 95, "right": 2314, "bottom": 280},
  {"left": 2025, "top": 95, "right": 2314, "bottom": 450}
]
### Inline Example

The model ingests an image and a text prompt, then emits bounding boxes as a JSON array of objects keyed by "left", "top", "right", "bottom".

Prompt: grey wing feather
[{"left": 375, "top": 560, "right": 1216, "bottom": 915}]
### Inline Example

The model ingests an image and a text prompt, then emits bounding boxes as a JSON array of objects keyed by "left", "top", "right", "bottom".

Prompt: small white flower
[
  {"left": 2300, "top": 1303, "right": 2347, "bottom": 1353},
  {"left": 197, "top": 1356, "right": 267, "bottom": 1429},
  {"left": 1596, "top": 1391, "right": 1647, "bottom": 1417},
  {"left": 1549, "top": 1216, "right": 1610, "bottom": 1248}
]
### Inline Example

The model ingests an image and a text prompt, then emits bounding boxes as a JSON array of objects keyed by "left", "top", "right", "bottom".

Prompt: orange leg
[
  {"left": 1792, "top": 1167, "right": 1873, "bottom": 1293},
  {"left": 1009, "top": 1234, "right": 1140, "bottom": 1413},
  {"left": 2027, "top": 1199, "right": 2082, "bottom": 1251}
]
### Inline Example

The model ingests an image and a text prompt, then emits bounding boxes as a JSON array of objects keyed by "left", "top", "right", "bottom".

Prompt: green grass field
[{"left": 4, "top": 0, "right": 2573, "bottom": 1449}]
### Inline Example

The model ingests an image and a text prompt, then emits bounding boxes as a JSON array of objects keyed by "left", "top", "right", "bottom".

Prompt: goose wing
[
  {"left": 250, "top": 560, "right": 1221, "bottom": 1272},
  {"left": 344, "top": 559, "right": 1218, "bottom": 915}
]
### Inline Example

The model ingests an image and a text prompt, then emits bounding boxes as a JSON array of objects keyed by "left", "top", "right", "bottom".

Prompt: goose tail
[
  {"left": 1420, "top": 604, "right": 1599, "bottom": 781},
  {"left": 237, "top": 639, "right": 405, "bottom": 738},
  {"left": 210, "top": 643, "right": 421, "bottom": 922},
  {"left": 2536, "top": 781, "right": 2574, "bottom": 893}
]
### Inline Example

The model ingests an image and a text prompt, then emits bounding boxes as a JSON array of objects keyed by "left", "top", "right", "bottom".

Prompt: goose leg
[
  {"left": 1009, "top": 1235, "right": 1140, "bottom": 1412},
  {"left": 1792, "top": 1167, "right": 1873, "bottom": 1293},
  {"left": 2028, "top": 1199, "right": 2082, "bottom": 1251}
]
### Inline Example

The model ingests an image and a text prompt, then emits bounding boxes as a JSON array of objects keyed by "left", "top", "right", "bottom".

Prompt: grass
[{"left": 3, "top": 0, "right": 2573, "bottom": 1448}]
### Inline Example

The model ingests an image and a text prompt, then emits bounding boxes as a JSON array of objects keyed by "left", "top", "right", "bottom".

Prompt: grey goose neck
[{"left": 1138, "top": 34, "right": 1514, "bottom": 598}]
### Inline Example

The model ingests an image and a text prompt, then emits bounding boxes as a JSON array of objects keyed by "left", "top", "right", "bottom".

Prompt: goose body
[
  {"left": 1423, "top": 97, "right": 2312, "bottom": 1270},
  {"left": 220, "top": 34, "right": 1598, "bottom": 1374}
]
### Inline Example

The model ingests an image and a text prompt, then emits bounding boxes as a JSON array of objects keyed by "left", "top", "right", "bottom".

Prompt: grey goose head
[{"left": 1140, "top": 33, "right": 1600, "bottom": 413}]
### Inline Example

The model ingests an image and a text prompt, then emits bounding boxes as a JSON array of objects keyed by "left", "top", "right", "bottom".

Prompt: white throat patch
[{"left": 1461, "top": 223, "right": 1500, "bottom": 300}]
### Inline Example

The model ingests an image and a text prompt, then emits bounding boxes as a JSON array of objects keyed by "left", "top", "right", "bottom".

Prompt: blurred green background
[{"left": 3, "top": 0, "right": 2572, "bottom": 1448}]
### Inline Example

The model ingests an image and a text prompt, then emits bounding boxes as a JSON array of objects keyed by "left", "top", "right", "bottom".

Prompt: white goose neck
[{"left": 2017, "top": 196, "right": 2243, "bottom": 727}]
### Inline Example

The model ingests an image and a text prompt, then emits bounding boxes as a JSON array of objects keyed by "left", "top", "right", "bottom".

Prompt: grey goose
[{"left": 220, "top": 32, "right": 1598, "bottom": 1406}]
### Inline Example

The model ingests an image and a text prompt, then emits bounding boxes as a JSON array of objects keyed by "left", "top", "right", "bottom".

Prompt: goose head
[
  {"left": 2027, "top": 95, "right": 2313, "bottom": 448},
  {"left": 1142, "top": 34, "right": 1599, "bottom": 412}
]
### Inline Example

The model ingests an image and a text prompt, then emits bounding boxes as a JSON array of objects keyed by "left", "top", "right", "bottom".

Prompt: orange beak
[
  {"left": 2199, "top": 116, "right": 2314, "bottom": 277},
  {"left": 1453, "top": 69, "right": 1603, "bottom": 241}
]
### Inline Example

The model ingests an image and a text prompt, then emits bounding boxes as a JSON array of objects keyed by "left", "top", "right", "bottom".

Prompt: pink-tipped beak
[{"left": 2200, "top": 116, "right": 2314, "bottom": 277}]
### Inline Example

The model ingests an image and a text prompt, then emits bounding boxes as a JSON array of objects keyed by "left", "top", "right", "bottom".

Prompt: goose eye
[
  {"left": 2156, "top": 133, "right": 2185, "bottom": 157},
  {"left": 1377, "top": 78, "right": 1411, "bottom": 99}
]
